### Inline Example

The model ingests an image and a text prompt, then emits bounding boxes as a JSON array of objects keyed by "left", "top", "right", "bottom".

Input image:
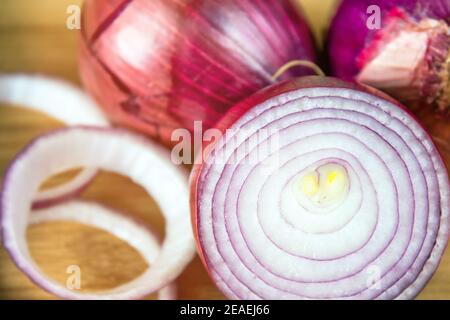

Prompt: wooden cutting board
[{"left": 0, "top": 0, "right": 448, "bottom": 300}]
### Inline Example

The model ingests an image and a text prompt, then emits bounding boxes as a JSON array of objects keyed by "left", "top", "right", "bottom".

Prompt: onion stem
[{"left": 271, "top": 60, "right": 325, "bottom": 82}]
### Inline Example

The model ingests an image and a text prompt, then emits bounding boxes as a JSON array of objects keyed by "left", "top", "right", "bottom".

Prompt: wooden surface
[{"left": 0, "top": 0, "right": 449, "bottom": 300}]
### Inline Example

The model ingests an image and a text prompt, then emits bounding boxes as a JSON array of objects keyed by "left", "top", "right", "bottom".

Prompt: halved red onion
[
  {"left": 1, "top": 127, "right": 195, "bottom": 299},
  {"left": 30, "top": 200, "right": 177, "bottom": 300},
  {"left": 0, "top": 74, "right": 109, "bottom": 207},
  {"left": 191, "top": 76, "right": 450, "bottom": 300}
]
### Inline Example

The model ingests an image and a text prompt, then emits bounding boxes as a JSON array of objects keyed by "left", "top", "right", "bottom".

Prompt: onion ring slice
[
  {"left": 0, "top": 74, "right": 109, "bottom": 207},
  {"left": 1, "top": 126, "right": 195, "bottom": 299},
  {"left": 30, "top": 200, "right": 177, "bottom": 300}
]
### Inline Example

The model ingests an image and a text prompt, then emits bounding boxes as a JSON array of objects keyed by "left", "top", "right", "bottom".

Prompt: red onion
[
  {"left": 327, "top": 0, "right": 450, "bottom": 114},
  {"left": 1, "top": 127, "right": 195, "bottom": 299},
  {"left": 0, "top": 74, "right": 108, "bottom": 208},
  {"left": 190, "top": 76, "right": 450, "bottom": 299},
  {"left": 79, "top": 0, "right": 317, "bottom": 145}
]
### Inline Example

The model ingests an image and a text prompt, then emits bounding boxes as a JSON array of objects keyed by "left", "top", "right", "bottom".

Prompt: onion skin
[
  {"left": 79, "top": 0, "right": 317, "bottom": 145},
  {"left": 327, "top": 0, "right": 450, "bottom": 114},
  {"left": 168, "top": 0, "right": 317, "bottom": 131},
  {"left": 190, "top": 76, "right": 450, "bottom": 300},
  {"left": 79, "top": 0, "right": 188, "bottom": 145}
]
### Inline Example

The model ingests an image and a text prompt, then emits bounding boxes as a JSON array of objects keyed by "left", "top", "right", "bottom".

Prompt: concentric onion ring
[
  {"left": 30, "top": 201, "right": 177, "bottom": 300},
  {"left": 0, "top": 74, "right": 109, "bottom": 207},
  {"left": 191, "top": 76, "right": 450, "bottom": 300},
  {"left": 1, "top": 127, "right": 195, "bottom": 299}
]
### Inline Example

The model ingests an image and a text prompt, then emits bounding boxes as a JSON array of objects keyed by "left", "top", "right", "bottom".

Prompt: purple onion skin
[
  {"left": 79, "top": 0, "right": 317, "bottom": 146},
  {"left": 79, "top": 0, "right": 191, "bottom": 146},
  {"left": 169, "top": 0, "right": 317, "bottom": 131},
  {"left": 328, "top": 0, "right": 450, "bottom": 155},
  {"left": 328, "top": 0, "right": 450, "bottom": 79}
]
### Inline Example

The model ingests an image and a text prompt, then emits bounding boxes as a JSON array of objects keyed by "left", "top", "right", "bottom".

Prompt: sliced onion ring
[
  {"left": 30, "top": 200, "right": 176, "bottom": 300},
  {"left": 0, "top": 74, "right": 109, "bottom": 207},
  {"left": 191, "top": 76, "right": 450, "bottom": 300},
  {"left": 31, "top": 168, "right": 98, "bottom": 210},
  {"left": 1, "top": 126, "right": 195, "bottom": 299}
]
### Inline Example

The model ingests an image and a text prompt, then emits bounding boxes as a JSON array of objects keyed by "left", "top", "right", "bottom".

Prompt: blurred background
[{"left": 0, "top": 0, "right": 448, "bottom": 300}]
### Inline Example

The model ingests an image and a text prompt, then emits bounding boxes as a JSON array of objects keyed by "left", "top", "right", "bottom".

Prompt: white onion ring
[
  {"left": 1, "top": 126, "right": 195, "bottom": 299},
  {"left": 30, "top": 200, "right": 177, "bottom": 300},
  {"left": 0, "top": 74, "right": 109, "bottom": 207},
  {"left": 31, "top": 168, "right": 97, "bottom": 209},
  {"left": 192, "top": 77, "right": 450, "bottom": 300}
]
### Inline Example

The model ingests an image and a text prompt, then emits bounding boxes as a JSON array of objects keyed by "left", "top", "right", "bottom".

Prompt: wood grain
[{"left": 0, "top": 0, "right": 449, "bottom": 300}]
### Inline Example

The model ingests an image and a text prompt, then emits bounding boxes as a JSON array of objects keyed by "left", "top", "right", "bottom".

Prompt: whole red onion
[
  {"left": 79, "top": 0, "right": 317, "bottom": 145},
  {"left": 327, "top": 0, "right": 450, "bottom": 115}
]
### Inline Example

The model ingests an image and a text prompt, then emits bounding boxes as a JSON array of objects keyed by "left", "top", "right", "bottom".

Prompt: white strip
[
  {"left": 0, "top": 74, "right": 109, "bottom": 206},
  {"left": 0, "top": 74, "right": 108, "bottom": 126}
]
